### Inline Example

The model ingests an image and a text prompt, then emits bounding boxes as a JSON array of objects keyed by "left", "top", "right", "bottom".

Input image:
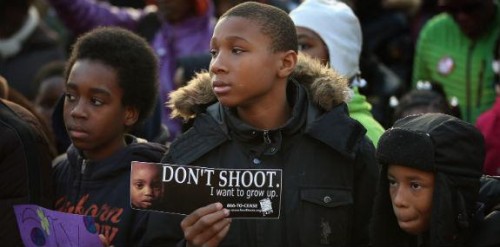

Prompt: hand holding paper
[{"left": 182, "top": 202, "right": 232, "bottom": 247}]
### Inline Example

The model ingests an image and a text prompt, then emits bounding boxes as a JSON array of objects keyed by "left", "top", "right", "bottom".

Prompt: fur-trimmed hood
[{"left": 167, "top": 53, "right": 349, "bottom": 120}]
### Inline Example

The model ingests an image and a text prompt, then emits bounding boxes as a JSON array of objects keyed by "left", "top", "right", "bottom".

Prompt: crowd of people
[{"left": 1, "top": 0, "right": 500, "bottom": 246}]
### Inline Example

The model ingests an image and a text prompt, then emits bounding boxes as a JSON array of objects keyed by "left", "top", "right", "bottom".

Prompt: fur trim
[{"left": 167, "top": 53, "right": 349, "bottom": 120}]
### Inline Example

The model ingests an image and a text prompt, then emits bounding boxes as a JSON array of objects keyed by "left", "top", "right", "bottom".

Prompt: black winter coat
[
  {"left": 142, "top": 55, "right": 379, "bottom": 247},
  {"left": 0, "top": 100, "right": 54, "bottom": 246}
]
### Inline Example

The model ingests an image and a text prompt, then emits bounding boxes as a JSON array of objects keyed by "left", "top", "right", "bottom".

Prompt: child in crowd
[
  {"left": 46, "top": 0, "right": 216, "bottom": 140},
  {"left": 33, "top": 61, "right": 65, "bottom": 133},
  {"left": 0, "top": 76, "right": 58, "bottom": 155},
  {"left": 289, "top": 0, "right": 385, "bottom": 145},
  {"left": 143, "top": 2, "right": 378, "bottom": 246},
  {"left": 392, "top": 81, "right": 456, "bottom": 124},
  {"left": 130, "top": 162, "right": 162, "bottom": 209},
  {"left": 371, "top": 113, "right": 500, "bottom": 247},
  {"left": 52, "top": 27, "right": 167, "bottom": 246}
]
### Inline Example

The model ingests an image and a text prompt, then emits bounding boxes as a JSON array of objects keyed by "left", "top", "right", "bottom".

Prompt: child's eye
[
  {"left": 152, "top": 182, "right": 161, "bottom": 190},
  {"left": 410, "top": 182, "right": 422, "bottom": 190},
  {"left": 210, "top": 49, "right": 218, "bottom": 58},
  {"left": 232, "top": 48, "right": 243, "bottom": 54},
  {"left": 135, "top": 182, "right": 144, "bottom": 189},
  {"left": 91, "top": 98, "right": 103, "bottom": 106},
  {"left": 65, "top": 92, "right": 76, "bottom": 101},
  {"left": 388, "top": 178, "right": 397, "bottom": 187}
]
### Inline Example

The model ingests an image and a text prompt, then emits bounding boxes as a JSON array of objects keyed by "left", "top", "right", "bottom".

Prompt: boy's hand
[
  {"left": 99, "top": 234, "right": 114, "bottom": 247},
  {"left": 182, "top": 202, "right": 232, "bottom": 247}
]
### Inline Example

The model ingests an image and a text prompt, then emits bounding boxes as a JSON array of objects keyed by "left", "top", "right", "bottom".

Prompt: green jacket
[
  {"left": 412, "top": 4, "right": 500, "bottom": 123},
  {"left": 347, "top": 87, "right": 384, "bottom": 146}
]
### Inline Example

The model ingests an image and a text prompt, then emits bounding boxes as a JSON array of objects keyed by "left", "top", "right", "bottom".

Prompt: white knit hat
[{"left": 290, "top": 0, "right": 362, "bottom": 79}]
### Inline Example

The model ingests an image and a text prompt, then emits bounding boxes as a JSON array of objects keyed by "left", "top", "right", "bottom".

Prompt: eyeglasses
[{"left": 440, "top": 2, "right": 484, "bottom": 15}]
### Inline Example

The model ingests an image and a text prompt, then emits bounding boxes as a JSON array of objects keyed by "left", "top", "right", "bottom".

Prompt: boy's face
[
  {"left": 296, "top": 26, "right": 329, "bottom": 66},
  {"left": 131, "top": 164, "right": 161, "bottom": 208},
  {"left": 209, "top": 16, "right": 287, "bottom": 109},
  {"left": 387, "top": 165, "right": 435, "bottom": 235},
  {"left": 34, "top": 76, "right": 65, "bottom": 129},
  {"left": 64, "top": 59, "right": 137, "bottom": 160}
]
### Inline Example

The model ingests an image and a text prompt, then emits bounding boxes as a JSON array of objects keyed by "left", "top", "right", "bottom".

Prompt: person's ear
[
  {"left": 124, "top": 106, "right": 139, "bottom": 127},
  {"left": 277, "top": 50, "right": 297, "bottom": 78}
]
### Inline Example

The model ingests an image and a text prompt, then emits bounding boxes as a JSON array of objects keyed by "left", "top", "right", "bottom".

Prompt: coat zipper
[
  {"left": 81, "top": 159, "right": 88, "bottom": 174},
  {"left": 74, "top": 158, "right": 87, "bottom": 202},
  {"left": 263, "top": 130, "right": 271, "bottom": 144},
  {"left": 476, "top": 59, "right": 485, "bottom": 108}
]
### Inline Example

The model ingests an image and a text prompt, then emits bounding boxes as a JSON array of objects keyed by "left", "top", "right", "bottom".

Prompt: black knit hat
[
  {"left": 371, "top": 113, "right": 486, "bottom": 247},
  {"left": 377, "top": 113, "right": 484, "bottom": 178}
]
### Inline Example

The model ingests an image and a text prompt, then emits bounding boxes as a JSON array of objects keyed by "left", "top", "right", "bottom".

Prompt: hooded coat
[
  {"left": 53, "top": 135, "right": 167, "bottom": 246},
  {"left": 142, "top": 54, "right": 379, "bottom": 246},
  {"left": 371, "top": 113, "right": 500, "bottom": 247}
]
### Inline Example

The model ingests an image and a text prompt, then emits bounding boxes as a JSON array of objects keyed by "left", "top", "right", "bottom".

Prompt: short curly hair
[
  {"left": 220, "top": 2, "right": 298, "bottom": 53},
  {"left": 65, "top": 27, "right": 158, "bottom": 127}
]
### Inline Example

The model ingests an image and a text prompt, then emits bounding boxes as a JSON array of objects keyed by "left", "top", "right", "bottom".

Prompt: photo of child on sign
[
  {"left": 130, "top": 162, "right": 163, "bottom": 210},
  {"left": 130, "top": 162, "right": 282, "bottom": 218}
]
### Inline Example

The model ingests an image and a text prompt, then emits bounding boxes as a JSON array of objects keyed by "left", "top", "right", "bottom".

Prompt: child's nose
[
  {"left": 144, "top": 186, "right": 153, "bottom": 195},
  {"left": 210, "top": 54, "right": 227, "bottom": 74},
  {"left": 392, "top": 187, "right": 409, "bottom": 208},
  {"left": 70, "top": 100, "right": 87, "bottom": 118}
]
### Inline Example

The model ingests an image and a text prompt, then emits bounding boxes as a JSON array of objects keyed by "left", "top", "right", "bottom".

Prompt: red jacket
[{"left": 476, "top": 97, "right": 500, "bottom": 176}]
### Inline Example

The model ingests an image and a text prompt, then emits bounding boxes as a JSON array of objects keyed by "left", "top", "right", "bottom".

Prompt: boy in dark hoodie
[
  {"left": 52, "top": 27, "right": 167, "bottom": 246},
  {"left": 371, "top": 113, "right": 500, "bottom": 247},
  {"left": 143, "top": 2, "right": 378, "bottom": 246}
]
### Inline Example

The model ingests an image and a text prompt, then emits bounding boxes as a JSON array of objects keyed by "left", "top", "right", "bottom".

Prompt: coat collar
[{"left": 166, "top": 53, "right": 350, "bottom": 121}]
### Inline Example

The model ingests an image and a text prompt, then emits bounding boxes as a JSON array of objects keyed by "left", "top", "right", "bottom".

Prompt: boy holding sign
[{"left": 144, "top": 2, "right": 378, "bottom": 247}]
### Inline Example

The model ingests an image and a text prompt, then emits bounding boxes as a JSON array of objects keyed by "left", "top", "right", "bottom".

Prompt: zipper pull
[
  {"left": 81, "top": 159, "right": 87, "bottom": 174},
  {"left": 263, "top": 130, "right": 271, "bottom": 144}
]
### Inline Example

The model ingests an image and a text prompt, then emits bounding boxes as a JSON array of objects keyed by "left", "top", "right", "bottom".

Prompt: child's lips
[
  {"left": 68, "top": 127, "right": 89, "bottom": 139},
  {"left": 212, "top": 80, "right": 231, "bottom": 94},
  {"left": 396, "top": 214, "right": 416, "bottom": 223}
]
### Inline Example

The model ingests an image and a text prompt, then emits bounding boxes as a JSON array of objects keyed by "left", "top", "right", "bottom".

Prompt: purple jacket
[{"left": 48, "top": 0, "right": 215, "bottom": 139}]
